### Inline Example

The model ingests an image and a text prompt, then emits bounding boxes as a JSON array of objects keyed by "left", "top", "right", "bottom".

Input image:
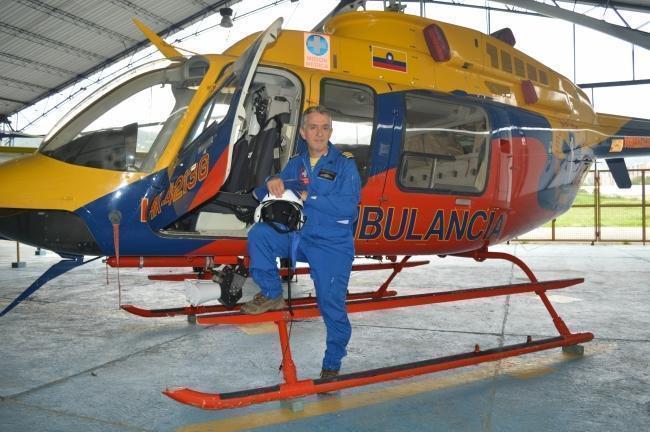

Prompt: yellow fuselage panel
[
  {"left": 0, "top": 153, "right": 145, "bottom": 211},
  {"left": 225, "top": 11, "right": 598, "bottom": 128}
]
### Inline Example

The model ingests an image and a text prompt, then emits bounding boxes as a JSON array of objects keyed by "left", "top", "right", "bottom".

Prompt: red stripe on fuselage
[{"left": 189, "top": 149, "right": 230, "bottom": 211}]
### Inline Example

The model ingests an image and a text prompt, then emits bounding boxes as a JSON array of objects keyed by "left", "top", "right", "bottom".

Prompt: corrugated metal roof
[
  {"left": 0, "top": 0, "right": 233, "bottom": 117},
  {"left": 3, "top": 0, "right": 650, "bottom": 120}
]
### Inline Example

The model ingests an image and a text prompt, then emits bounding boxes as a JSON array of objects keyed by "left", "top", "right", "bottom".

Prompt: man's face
[{"left": 300, "top": 112, "right": 332, "bottom": 155}]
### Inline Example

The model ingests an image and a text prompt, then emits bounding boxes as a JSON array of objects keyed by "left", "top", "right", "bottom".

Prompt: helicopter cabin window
[
  {"left": 320, "top": 80, "right": 375, "bottom": 183},
  {"left": 527, "top": 64, "right": 538, "bottom": 82},
  {"left": 514, "top": 57, "right": 526, "bottom": 78},
  {"left": 400, "top": 94, "right": 489, "bottom": 195},
  {"left": 40, "top": 57, "right": 209, "bottom": 173},
  {"left": 486, "top": 43, "right": 499, "bottom": 68},
  {"left": 501, "top": 51, "right": 513, "bottom": 74},
  {"left": 539, "top": 69, "right": 549, "bottom": 85}
]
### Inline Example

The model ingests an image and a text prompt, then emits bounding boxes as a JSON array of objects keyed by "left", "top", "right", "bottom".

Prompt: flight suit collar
[{"left": 302, "top": 142, "right": 339, "bottom": 171}]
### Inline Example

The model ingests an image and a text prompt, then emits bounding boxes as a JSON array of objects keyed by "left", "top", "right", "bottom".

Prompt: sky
[{"left": 6, "top": 0, "right": 650, "bottom": 137}]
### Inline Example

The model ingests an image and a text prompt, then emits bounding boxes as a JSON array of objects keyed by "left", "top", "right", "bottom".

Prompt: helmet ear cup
[
  {"left": 254, "top": 191, "right": 306, "bottom": 233},
  {"left": 259, "top": 201, "right": 304, "bottom": 232}
]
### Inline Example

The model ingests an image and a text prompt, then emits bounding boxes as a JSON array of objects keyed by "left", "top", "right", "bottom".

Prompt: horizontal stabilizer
[{"left": 605, "top": 158, "right": 631, "bottom": 189}]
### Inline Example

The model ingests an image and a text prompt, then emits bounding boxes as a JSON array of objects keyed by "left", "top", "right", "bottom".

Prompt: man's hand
[
  {"left": 267, "top": 177, "right": 285, "bottom": 198},
  {"left": 299, "top": 191, "right": 308, "bottom": 201}
]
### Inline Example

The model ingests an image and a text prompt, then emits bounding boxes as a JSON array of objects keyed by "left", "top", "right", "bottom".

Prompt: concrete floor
[{"left": 0, "top": 240, "right": 648, "bottom": 431}]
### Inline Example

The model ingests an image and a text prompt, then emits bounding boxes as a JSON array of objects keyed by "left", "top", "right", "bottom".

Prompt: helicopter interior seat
[
  {"left": 435, "top": 153, "right": 481, "bottom": 190},
  {"left": 400, "top": 156, "right": 433, "bottom": 189},
  {"left": 245, "top": 112, "right": 289, "bottom": 191},
  {"left": 193, "top": 113, "right": 291, "bottom": 235},
  {"left": 191, "top": 69, "right": 301, "bottom": 235},
  {"left": 401, "top": 132, "right": 459, "bottom": 189},
  {"left": 404, "top": 131, "right": 462, "bottom": 160}
]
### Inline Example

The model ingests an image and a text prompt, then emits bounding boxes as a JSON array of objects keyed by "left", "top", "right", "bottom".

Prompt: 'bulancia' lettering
[{"left": 356, "top": 206, "right": 507, "bottom": 243}]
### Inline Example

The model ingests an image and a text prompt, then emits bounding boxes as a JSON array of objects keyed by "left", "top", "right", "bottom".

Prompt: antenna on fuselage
[
  {"left": 311, "top": 0, "right": 366, "bottom": 33},
  {"left": 384, "top": 0, "right": 406, "bottom": 12}
]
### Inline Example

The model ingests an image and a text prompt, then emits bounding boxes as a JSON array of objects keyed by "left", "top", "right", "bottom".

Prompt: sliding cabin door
[{"left": 368, "top": 92, "right": 495, "bottom": 251}]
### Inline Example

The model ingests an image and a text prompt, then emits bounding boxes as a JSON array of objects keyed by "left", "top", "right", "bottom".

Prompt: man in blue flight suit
[{"left": 242, "top": 105, "right": 361, "bottom": 379}]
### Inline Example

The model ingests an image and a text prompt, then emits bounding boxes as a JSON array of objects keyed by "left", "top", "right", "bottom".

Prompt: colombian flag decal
[{"left": 372, "top": 46, "right": 407, "bottom": 72}]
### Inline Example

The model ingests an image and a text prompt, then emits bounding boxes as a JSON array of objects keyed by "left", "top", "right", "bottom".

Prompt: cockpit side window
[
  {"left": 40, "top": 58, "right": 209, "bottom": 173},
  {"left": 180, "top": 72, "right": 237, "bottom": 155},
  {"left": 320, "top": 79, "right": 375, "bottom": 185},
  {"left": 399, "top": 93, "right": 490, "bottom": 195}
]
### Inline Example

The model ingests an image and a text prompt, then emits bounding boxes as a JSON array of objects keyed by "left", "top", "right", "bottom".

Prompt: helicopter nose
[
  {"left": 0, "top": 208, "right": 102, "bottom": 255},
  {"left": 0, "top": 154, "right": 103, "bottom": 255}
]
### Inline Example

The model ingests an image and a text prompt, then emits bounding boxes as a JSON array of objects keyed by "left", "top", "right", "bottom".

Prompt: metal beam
[
  {"left": 107, "top": 0, "right": 173, "bottom": 26},
  {"left": 393, "top": 0, "right": 544, "bottom": 17},
  {"left": 0, "top": 76, "right": 50, "bottom": 93},
  {"left": 394, "top": 1, "right": 650, "bottom": 15},
  {"left": 489, "top": 0, "right": 650, "bottom": 49},
  {"left": 578, "top": 78, "right": 650, "bottom": 88},
  {"left": 581, "top": 1, "right": 650, "bottom": 14},
  {"left": 0, "top": 52, "right": 76, "bottom": 78},
  {"left": 17, "top": 0, "right": 138, "bottom": 44},
  {"left": 0, "top": 23, "right": 106, "bottom": 61}
]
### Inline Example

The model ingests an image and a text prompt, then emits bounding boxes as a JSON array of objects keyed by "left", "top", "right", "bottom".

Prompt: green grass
[{"left": 544, "top": 191, "right": 647, "bottom": 227}]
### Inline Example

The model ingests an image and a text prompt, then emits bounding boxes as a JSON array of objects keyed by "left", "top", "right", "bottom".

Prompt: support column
[{"left": 11, "top": 242, "right": 26, "bottom": 268}]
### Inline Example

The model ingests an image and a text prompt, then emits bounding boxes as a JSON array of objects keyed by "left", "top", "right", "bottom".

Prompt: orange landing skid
[
  {"left": 164, "top": 277, "right": 590, "bottom": 410},
  {"left": 122, "top": 258, "right": 427, "bottom": 317},
  {"left": 164, "top": 332, "right": 593, "bottom": 410},
  {"left": 121, "top": 289, "right": 398, "bottom": 318},
  {"left": 196, "top": 278, "right": 582, "bottom": 325}
]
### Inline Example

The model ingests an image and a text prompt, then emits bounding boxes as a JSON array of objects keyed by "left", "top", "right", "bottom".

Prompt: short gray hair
[{"left": 300, "top": 105, "right": 333, "bottom": 129}]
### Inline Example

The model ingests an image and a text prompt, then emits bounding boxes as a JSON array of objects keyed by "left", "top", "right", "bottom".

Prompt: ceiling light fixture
[{"left": 220, "top": 7, "right": 233, "bottom": 28}]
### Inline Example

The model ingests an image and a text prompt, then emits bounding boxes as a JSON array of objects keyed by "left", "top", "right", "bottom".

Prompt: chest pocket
[{"left": 314, "top": 166, "right": 338, "bottom": 194}]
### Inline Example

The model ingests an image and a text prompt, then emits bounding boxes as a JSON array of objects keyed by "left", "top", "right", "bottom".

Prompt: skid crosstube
[
  {"left": 164, "top": 332, "right": 594, "bottom": 410},
  {"left": 195, "top": 278, "right": 583, "bottom": 325}
]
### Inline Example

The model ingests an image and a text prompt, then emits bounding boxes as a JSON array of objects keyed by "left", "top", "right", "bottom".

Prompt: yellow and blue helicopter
[{"left": 1, "top": 0, "right": 649, "bottom": 409}]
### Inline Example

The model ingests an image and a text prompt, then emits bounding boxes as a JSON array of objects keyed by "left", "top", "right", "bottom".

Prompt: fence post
[
  {"left": 551, "top": 218, "right": 556, "bottom": 241},
  {"left": 641, "top": 169, "right": 646, "bottom": 246},
  {"left": 592, "top": 168, "right": 600, "bottom": 244}
]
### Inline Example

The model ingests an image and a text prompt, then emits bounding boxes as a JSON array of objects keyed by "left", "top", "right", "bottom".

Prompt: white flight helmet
[{"left": 254, "top": 189, "right": 306, "bottom": 233}]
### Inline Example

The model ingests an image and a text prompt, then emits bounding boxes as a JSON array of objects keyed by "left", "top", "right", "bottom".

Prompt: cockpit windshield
[{"left": 40, "top": 57, "right": 210, "bottom": 173}]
